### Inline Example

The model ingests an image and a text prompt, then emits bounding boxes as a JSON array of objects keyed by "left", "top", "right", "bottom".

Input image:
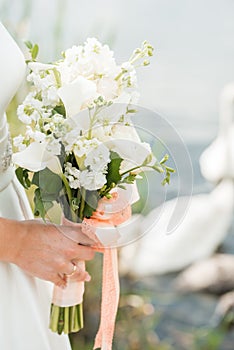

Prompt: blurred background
[{"left": 1, "top": 0, "right": 234, "bottom": 349}]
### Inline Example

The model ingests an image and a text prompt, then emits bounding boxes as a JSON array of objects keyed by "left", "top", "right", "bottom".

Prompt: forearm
[{"left": 0, "top": 217, "right": 22, "bottom": 263}]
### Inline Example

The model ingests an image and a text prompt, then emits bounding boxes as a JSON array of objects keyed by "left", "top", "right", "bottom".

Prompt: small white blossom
[
  {"left": 65, "top": 136, "right": 101, "bottom": 159},
  {"left": 65, "top": 162, "right": 80, "bottom": 189},
  {"left": 44, "top": 114, "right": 67, "bottom": 138},
  {"left": 25, "top": 127, "right": 46, "bottom": 143},
  {"left": 13, "top": 135, "right": 26, "bottom": 151},
  {"left": 27, "top": 68, "right": 60, "bottom": 107},
  {"left": 17, "top": 94, "right": 43, "bottom": 125},
  {"left": 79, "top": 169, "right": 106, "bottom": 191},
  {"left": 46, "top": 138, "right": 61, "bottom": 155},
  {"left": 84, "top": 143, "right": 110, "bottom": 171},
  {"left": 64, "top": 129, "right": 80, "bottom": 153}
]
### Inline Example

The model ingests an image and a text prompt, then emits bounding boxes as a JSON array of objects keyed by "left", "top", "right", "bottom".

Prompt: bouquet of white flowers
[{"left": 13, "top": 38, "right": 173, "bottom": 348}]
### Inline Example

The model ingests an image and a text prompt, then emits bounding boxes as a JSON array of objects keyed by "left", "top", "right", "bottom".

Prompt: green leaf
[
  {"left": 34, "top": 188, "right": 53, "bottom": 218},
  {"left": 53, "top": 104, "right": 66, "bottom": 116},
  {"left": 32, "top": 167, "right": 63, "bottom": 197},
  {"left": 83, "top": 191, "right": 99, "bottom": 218},
  {"left": 72, "top": 197, "right": 81, "bottom": 211},
  {"left": 32, "top": 168, "right": 63, "bottom": 217},
  {"left": 31, "top": 44, "right": 39, "bottom": 60},
  {"left": 118, "top": 184, "right": 126, "bottom": 190},
  {"left": 24, "top": 40, "right": 33, "bottom": 49},
  {"left": 15, "top": 167, "right": 31, "bottom": 189},
  {"left": 106, "top": 151, "right": 123, "bottom": 187}
]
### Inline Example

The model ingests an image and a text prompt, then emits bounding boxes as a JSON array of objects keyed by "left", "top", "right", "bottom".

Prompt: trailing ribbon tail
[
  {"left": 94, "top": 248, "right": 119, "bottom": 350},
  {"left": 82, "top": 191, "right": 132, "bottom": 350}
]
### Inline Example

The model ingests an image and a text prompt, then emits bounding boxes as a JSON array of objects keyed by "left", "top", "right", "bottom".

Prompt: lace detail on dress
[{"left": 1, "top": 135, "right": 12, "bottom": 172}]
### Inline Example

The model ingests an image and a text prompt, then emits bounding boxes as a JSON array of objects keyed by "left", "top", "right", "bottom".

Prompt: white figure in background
[
  {"left": 200, "top": 82, "right": 234, "bottom": 182},
  {"left": 0, "top": 22, "right": 95, "bottom": 350},
  {"left": 120, "top": 181, "right": 233, "bottom": 276},
  {"left": 120, "top": 85, "right": 234, "bottom": 277}
]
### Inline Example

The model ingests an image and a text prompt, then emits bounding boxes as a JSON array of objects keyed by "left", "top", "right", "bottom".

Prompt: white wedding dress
[{"left": 0, "top": 22, "right": 71, "bottom": 350}]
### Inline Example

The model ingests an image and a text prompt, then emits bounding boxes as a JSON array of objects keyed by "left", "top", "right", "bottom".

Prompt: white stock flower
[
  {"left": 121, "top": 61, "right": 138, "bottom": 88},
  {"left": 27, "top": 63, "right": 60, "bottom": 107},
  {"left": 42, "top": 85, "right": 60, "bottom": 106},
  {"left": 17, "top": 94, "right": 43, "bottom": 125},
  {"left": 80, "top": 169, "right": 106, "bottom": 191},
  {"left": 65, "top": 135, "right": 101, "bottom": 160},
  {"left": 46, "top": 138, "right": 61, "bottom": 155},
  {"left": 83, "top": 38, "right": 118, "bottom": 76},
  {"left": 13, "top": 135, "right": 26, "bottom": 151},
  {"left": 64, "top": 129, "right": 80, "bottom": 153},
  {"left": 84, "top": 143, "right": 110, "bottom": 171},
  {"left": 28, "top": 61, "right": 56, "bottom": 73},
  {"left": 25, "top": 127, "right": 46, "bottom": 143},
  {"left": 65, "top": 162, "right": 80, "bottom": 189}
]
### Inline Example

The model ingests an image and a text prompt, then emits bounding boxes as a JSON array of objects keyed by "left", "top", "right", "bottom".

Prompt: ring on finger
[{"left": 65, "top": 263, "right": 77, "bottom": 277}]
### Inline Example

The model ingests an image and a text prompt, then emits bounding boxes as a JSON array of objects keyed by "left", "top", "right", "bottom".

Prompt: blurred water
[{"left": 1, "top": 0, "right": 234, "bottom": 142}]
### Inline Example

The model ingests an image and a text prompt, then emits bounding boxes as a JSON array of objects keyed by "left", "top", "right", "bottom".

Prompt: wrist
[{"left": 0, "top": 217, "right": 25, "bottom": 263}]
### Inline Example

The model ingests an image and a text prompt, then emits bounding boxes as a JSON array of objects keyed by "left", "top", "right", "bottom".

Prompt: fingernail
[{"left": 85, "top": 274, "right": 91, "bottom": 282}]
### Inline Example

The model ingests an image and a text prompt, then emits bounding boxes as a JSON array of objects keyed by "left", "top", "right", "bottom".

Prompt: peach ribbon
[{"left": 82, "top": 192, "right": 131, "bottom": 350}]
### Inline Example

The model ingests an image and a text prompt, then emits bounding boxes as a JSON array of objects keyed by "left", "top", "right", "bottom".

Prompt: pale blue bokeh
[{"left": 1, "top": 0, "right": 234, "bottom": 141}]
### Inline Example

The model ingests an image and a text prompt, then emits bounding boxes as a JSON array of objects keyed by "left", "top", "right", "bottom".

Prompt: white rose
[
  {"left": 111, "top": 124, "right": 141, "bottom": 143},
  {"left": 58, "top": 76, "right": 97, "bottom": 117},
  {"left": 97, "top": 77, "right": 118, "bottom": 100},
  {"left": 106, "top": 139, "right": 155, "bottom": 174}
]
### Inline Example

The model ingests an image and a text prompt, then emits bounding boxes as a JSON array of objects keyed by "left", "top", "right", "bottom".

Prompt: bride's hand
[{"left": 0, "top": 218, "right": 95, "bottom": 287}]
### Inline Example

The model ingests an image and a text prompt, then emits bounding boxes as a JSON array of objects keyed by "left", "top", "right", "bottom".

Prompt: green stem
[
  {"left": 87, "top": 105, "right": 102, "bottom": 139},
  {"left": 61, "top": 174, "right": 76, "bottom": 222},
  {"left": 87, "top": 108, "right": 93, "bottom": 139},
  {"left": 61, "top": 174, "right": 72, "bottom": 202},
  {"left": 79, "top": 188, "right": 86, "bottom": 221},
  {"left": 120, "top": 165, "right": 142, "bottom": 177},
  {"left": 57, "top": 307, "right": 65, "bottom": 334},
  {"left": 64, "top": 307, "right": 69, "bottom": 334},
  {"left": 52, "top": 68, "right": 61, "bottom": 88},
  {"left": 49, "top": 304, "right": 60, "bottom": 332}
]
